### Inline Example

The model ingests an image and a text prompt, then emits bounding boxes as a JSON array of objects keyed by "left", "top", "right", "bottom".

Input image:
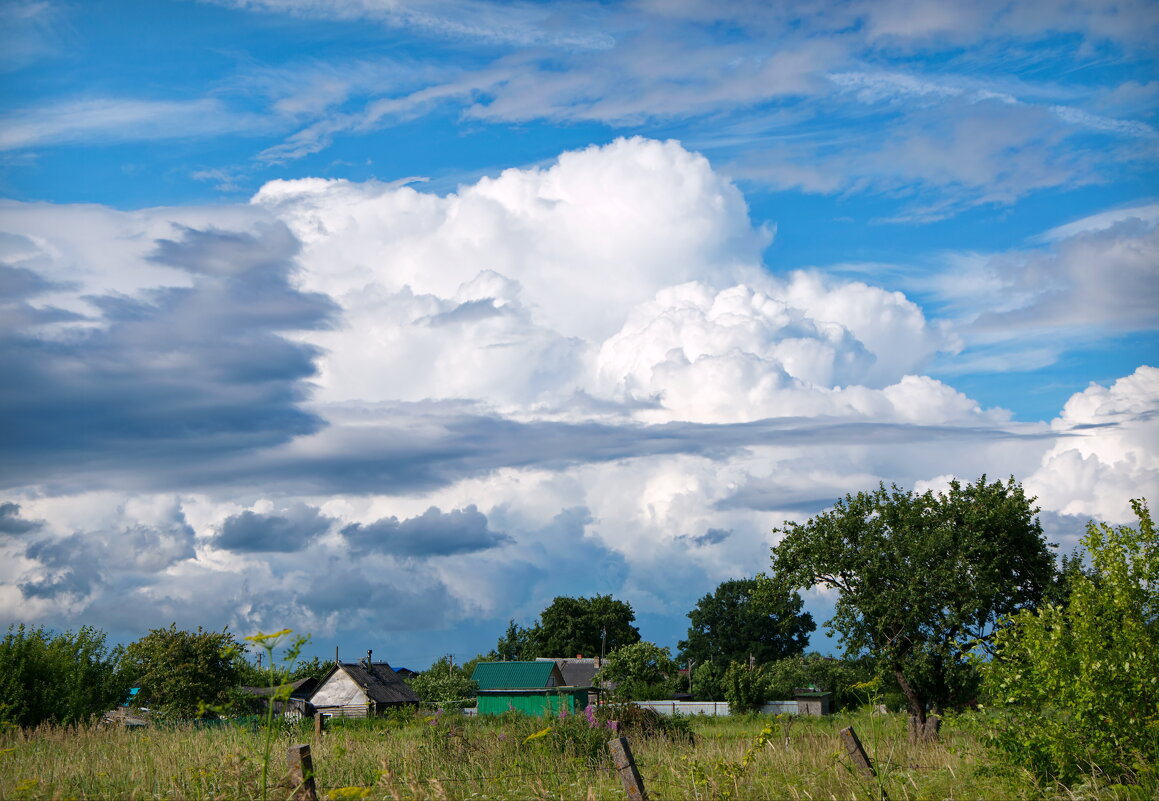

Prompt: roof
[
  {"left": 536, "top": 658, "right": 600, "bottom": 687},
  {"left": 241, "top": 676, "right": 319, "bottom": 699},
  {"left": 317, "top": 661, "right": 420, "bottom": 705},
  {"left": 471, "top": 661, "right": 567, "bottom": 690}
]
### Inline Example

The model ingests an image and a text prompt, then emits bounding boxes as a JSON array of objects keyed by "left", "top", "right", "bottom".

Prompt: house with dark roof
[
  {"left": 535, "top": 657, "right": 601, "bottom": 689},
  {"left": 310, "top": 657, "right": 420, "bottom": 717},
  {"left": 471, "top": 660, "right": 592, "bottom": 716}
]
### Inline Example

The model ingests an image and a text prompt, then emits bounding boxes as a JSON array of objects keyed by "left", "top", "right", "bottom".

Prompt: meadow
[{"left": 1, "top": 708, "right": 1147, "bottom": 801}]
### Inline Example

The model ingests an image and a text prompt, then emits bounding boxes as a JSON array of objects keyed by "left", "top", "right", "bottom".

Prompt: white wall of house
[{"left": 311, "top": 669, "right": 368, "bottom": 709}]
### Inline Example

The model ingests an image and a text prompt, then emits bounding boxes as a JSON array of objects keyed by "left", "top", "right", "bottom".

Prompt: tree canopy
[
  {"left": 678, "top": 576, "right": 814, "bottom": 667},
  {"left": 598, "top": 641, "right": 679, "bottom": 701},
  {"left": 0, "top": 624, "right": 127, "bottom": 727},
  {"left": 121, "top": 624, "right": 244, "bottom": 719},
  {"left": 493, "top": 594, "right": 640, "bottom": 660},
  {"left": 770, "top": 476, "right": 1054, "bottom": 735}
]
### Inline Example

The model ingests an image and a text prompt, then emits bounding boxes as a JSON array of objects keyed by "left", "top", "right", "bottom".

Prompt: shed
[
  {"left": 792, "top": 688, "right": 833, "bottom": 716},
  {"left": 310, "top": 660, "right": 420, "bottom": 718},
  {"left": 471, "top": 661, "right": 590, "bottom": 717},
  {"left": 240, "top": 676, "right": 319, "bottom": 718}
]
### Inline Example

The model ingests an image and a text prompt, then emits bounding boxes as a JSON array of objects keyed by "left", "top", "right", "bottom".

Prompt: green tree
[
  {"left": 493, "top": 619, "right": 537, "bottom": 661},
  {"left": 0, "top": 624, "right": 127, "bottom": 727},
  {"left": 723, "top": 660, "right": 772, "bottom": 712},
  {"left": 597, "top": 641, "right": 679, "bottom": 701},
  {"left": 530, "top": 594, "right": 640, "bottom": 658},
  {"left": 691, "top": 660, "right": 727, "bottom": 700},
  {"left": 770, "top": 476, "right": 1054, "bottom": 739},
  {"left": 982, "top": 499, "right": 1159, "bottom": 786},
  {"left": 406, "top": 655, "right": 478, "bottom": 710},
  {"left": 679, "top": 576, "right": 814, "bottom": 668},
  {"left": 121, "top": 623, "right": 244, "bottom": 719},
  {"left": 764, "top": 652, "right": 879, "bottom": 711}
]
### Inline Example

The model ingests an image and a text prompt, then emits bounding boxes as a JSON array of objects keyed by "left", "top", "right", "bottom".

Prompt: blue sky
[{"left": 1, "top": 0, "right": 1157, "bottom": 669}]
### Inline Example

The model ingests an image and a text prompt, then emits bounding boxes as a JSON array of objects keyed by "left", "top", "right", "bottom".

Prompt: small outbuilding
[
  {"left": 792, "top": 687, "right": 833, "bottom": 716},
  {"left": 240, "top": 676, "right": 319, "bottom": 718},
  {"left": 310, "top": 658, "right": 420, "bottom": 718},
  {"left": 471, "top": 661, "right": 590, "bottom": 717}
]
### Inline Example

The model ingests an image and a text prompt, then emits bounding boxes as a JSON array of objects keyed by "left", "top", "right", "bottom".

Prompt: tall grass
[{"left": 0, "top": 710, "right": 1146, "bottom": 800}]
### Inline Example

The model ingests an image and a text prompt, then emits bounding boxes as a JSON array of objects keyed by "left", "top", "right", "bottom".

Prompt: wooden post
[
  {"left": 839, "top": 726, "right": 875, "bottom": 778},
  {"left": 287, "top": 744, "right": 318, "bottom": 801},
  {"left": 608, "top": 736, "right": 648, "bottom": 800},
  {"left": 313, "top": 713, "right": 324, "bottom": 738}
]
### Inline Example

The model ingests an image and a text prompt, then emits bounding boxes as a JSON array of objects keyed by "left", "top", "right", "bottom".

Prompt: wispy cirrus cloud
[{"left": 0, "top": 98, "right": 270, "bottom": 151}]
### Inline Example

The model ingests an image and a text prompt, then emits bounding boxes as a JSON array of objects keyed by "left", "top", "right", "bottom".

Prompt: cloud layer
[{"left": 1, "top": 137, "right": 1155, "bottom": 664}]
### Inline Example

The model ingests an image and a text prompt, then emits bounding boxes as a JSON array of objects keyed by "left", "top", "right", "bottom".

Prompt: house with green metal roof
[{"left": 470, "top": 661, "right": 592, "bottom": 717}]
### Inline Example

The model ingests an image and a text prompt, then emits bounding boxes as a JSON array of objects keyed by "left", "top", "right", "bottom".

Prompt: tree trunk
[{"left": 895, "top": 668, "right": 939, "bottom": 743}]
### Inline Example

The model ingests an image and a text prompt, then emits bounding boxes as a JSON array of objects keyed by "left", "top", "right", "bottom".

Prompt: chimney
[{"left": 367, "top": 649, "right": 373, "bottom": 666}]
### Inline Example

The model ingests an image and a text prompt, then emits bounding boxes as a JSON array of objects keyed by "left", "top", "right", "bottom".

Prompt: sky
[{"left": 1, "top": 0, "right": 1157, "bottom": 670}]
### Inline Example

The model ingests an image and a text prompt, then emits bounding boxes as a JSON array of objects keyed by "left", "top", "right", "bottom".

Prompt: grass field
[{"left": 0, "top": 709, "right": 1146, "bottom": 800}]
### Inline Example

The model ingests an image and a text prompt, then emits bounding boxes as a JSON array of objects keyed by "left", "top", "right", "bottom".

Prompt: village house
[
  {"left": 471, "top": 660, "right": 592, "bottom": 716},
  {"left": 310, "top": 652, "right": 420, "bottom": 718}
]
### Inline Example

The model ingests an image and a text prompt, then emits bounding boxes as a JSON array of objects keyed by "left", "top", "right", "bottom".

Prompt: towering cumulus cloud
[{"left": 0, "top": 138, "right": 1154, "bottom": 659}]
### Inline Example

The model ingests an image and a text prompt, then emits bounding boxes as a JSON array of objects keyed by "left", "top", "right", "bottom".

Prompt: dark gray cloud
[
  {"left": 21, "top": 534, "right": 102, "bottom": 600},
  {"left": 216, "top": 505, "right": 332, "bottom": 553},
  {"left": 0, "top": 501, "right": 42, "bottom": 535},
  {"left": 678, "top": 527, "right": 731, "bottom": 547},
  {"left": 341, "top": 504, "right": 510, "bottom": 557},
  {"left": 0, "top": 222, "right": 338, "bottom": 490},
  {"left": 233, "top": 409, "right": 1064, "bottom": 498}
]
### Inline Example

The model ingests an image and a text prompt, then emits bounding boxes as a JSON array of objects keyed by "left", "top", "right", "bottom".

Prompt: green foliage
[
  {"left": 723, "top": 660, "right": 772, "bottom": 712},
  {"left": 981, "top": 499, "right": 1159, "bottom": 786},
  {"left": 406, "top": 656, "right": 478, "bottom": 709},
  {"left": 598, "top": 641, "right": 679, "bottom": 701},
  {"left": 763, "top": 652, "right": 879, "bottom": 711},
  {"left": 0, "top": 624, "right": 127, "bottom": 727},
  {"left": 770, "top": 476, "right": 1054, "bottom": 723},
  {"left": 493, "top": 619, "right": 536, "bottom": 661},
  {"left": 121, "top": 623, "right": 244, "bottom": 719},
  {"left": 679, "top": 576, "right": 814, "bottom": 667},
  {"left": 243, "top": 629, "right": 309, "bottom": 801},
  {"left": 532, "top": 594, "right": 641, "bottom": 658},
  {"left": 692, "top": 660, "right": 727, "bottom": 700}
]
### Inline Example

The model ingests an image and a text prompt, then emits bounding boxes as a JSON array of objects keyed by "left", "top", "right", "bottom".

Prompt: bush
[
  {"left": 723, "top": 661, "right": 771, "bottom": 713},
  {"left": 406, "top": 656, "right": 478, "bottom": 710},
  {"left": 0, "top": 624, "right": 128, "bottom": 727},
  {"left": 595, "top": 701, "right": 694, "bottom": 743},
  {"left": 764, "top": 653, "right": 879, "bottom": 710},
  {"left": 981, "top": 500, "right": 1159, "bottom": 787}
]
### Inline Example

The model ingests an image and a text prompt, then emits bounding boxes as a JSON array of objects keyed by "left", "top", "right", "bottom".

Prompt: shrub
[
  {"left": 0, "top": 624, "right": 127, "bottom": 727},
  {"left": 723, "top": 661, "right": 771, "bottom": 713},
  {"left": 981, "top": 500, "right": 1159, "bottom": 787}
]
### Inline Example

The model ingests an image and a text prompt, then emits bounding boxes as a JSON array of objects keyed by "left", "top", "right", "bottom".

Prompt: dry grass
[{"left": 0, "top": 710, "right": 1141, "bottom": 800}]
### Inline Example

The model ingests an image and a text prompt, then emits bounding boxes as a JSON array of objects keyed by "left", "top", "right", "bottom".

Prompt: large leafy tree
[
  {"left": 598, "top": 641, "right": 679, "bottom": 701},
  {"left": 678, "top": 576, "right": 814, "bottom": 667},
  {"left": 527, "top": 594, "right": 640, "bottom": 658},
  {"left": 770, "top": 476, "right": 1054, "bottom": 738},
  {"left": 122, "top": 624, "right": 244, "bottom": 719},
  {"left": 406, "top": 655, "right": 479, "bottom": 710},
  {"left": 0, "top": 624, "right": 127, "bottom": 727},
  {"left": 982, "top": 500, "right": 1158, "bottom": 785}
]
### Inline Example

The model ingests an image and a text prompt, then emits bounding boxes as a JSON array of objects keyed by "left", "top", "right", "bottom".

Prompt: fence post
[
  {"left": 839, "top": 726, "right": 875, "bottom": 778},
  {"left": 287, "top": 743, "right": 318, "bottom": 801},
  {"left": 608, "top": 736, "right": 648, "bottom": 800},
  {"left": 314, "top": 713, "right": 325, "bottom": 738}
]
